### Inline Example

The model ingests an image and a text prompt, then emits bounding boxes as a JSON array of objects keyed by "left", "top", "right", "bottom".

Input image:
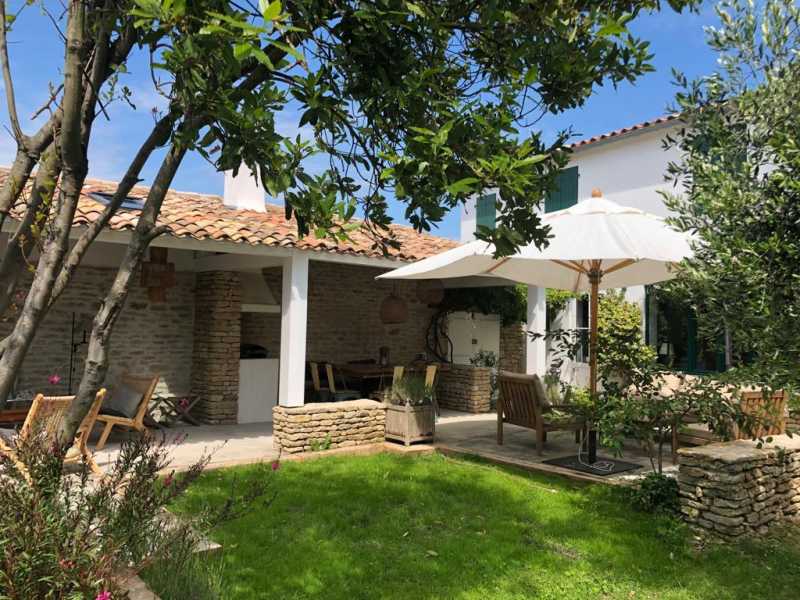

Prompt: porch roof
[{"left": 0, "top": 167, "right": 458, "bottom": 263}]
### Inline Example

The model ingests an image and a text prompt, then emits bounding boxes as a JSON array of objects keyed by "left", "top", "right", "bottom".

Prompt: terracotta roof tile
[
  {"left": 0, "top": 168, "right": 458, "bottom": 262},
  {"left": 569, "top": 114, "right": 679, "bottom": 150}
]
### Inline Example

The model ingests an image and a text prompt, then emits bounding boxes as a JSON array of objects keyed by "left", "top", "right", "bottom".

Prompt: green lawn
[{"left": 155, "top": 452, "right": 800, "bottom": 599}]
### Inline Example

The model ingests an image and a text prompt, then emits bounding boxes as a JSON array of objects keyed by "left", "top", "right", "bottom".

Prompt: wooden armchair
[
  {"left": 0, "top": 389, "right": 107, "bottom": 480},
  {"left": 95, "top": 374, "right": 159, "bottom": 450},
  {"left": 324, "top": 364, "right": 361, "bottom": 401},
  {"left": 309, "top": 362, "right": 331, "bottom": 402},
  {"left": 497, "top": 371, "right": 585, "bottom": 456},
  {"left": 672, "top": 388, "right": 788, "bottom": 456}
]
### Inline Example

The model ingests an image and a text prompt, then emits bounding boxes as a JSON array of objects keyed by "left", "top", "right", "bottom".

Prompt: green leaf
[
  {"left": 406, "top": 2, "right": 425, "bottom": 18},
  {"left": 446, "top": 177, "right": 479, "bottom": 195},
  {"left": 261, "top": 0, "right": 282, "bottom": 22},
  {"left": 270, "top": 40, "right": 303, "bottom": 62},
  {"left": 234, "top": 43, "right": 252, "bottom": 61}
]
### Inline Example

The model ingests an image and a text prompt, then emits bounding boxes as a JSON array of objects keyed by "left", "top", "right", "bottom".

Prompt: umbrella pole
[{"left": 587, "top": 265, "right": 600, "bottom": 463}]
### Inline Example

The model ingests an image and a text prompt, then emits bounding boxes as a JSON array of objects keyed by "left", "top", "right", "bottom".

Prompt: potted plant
[{"left": 384, "top": 374, "right": 436, "bottom": 446}]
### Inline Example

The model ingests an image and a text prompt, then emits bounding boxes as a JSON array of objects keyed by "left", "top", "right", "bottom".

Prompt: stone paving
[
  {"left": 435, "top": 409, "right": 677, "bottom": 484},
  {"left": 93, "top": 422, "right": 278, "bottom": 473},
  {"left": 94, "top": 408, "right": 675, "bottom": 484}
]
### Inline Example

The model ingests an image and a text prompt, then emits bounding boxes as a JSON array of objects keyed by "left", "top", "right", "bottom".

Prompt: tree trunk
[
  {"left": 59, "top": 142, "right": 187, "bottom": 442},
  {"left": 0, "top": 145, "right": 62, "bottom": 316},
  {"left": 724, "top": 325, "right": 733, "bottom": 370},
  {"left": 0, "top": 1, "right": 88, "bottom": 409}
]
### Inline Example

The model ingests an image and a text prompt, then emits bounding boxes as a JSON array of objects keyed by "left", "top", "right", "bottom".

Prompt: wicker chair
[{"left": 497, "top": 371, "right": 585, "bottom": 455}]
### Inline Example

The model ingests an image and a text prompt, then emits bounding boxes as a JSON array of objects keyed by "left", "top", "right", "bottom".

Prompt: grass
[{"left": 150, "top": 452, "right": 800, "bottom": 599}]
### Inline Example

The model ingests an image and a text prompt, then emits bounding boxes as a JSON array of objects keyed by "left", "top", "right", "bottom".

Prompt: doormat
[{"left": 542, "top": 455, "right": 642, "bottom": 476}]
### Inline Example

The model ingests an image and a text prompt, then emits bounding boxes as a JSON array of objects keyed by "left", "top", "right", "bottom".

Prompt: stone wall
[
  {"left": 437, "top": 364, "right": 492, "bottom": 413},
  {"left": 499, "top": 323, "right": 525, "bottom": 373},
  {"left": 190, "top": 272, "right": 241, "bottom": 424},
  {"left": 261, "top": 262, "right": 438, "bottom": 366},
  {"left": 678, "top": 435, "right": 800, "bottom": 538},
  {"left": 5, "top": 265, "right": 195, "bottom": 399},
  {"left": 273, "top": 399, "right": 386, "bottom": 453}
]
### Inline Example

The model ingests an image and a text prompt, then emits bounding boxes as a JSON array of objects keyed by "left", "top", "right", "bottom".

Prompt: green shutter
[
  {"left": 545, "top": 166, "right": 579, "bottom": 213},
  {"left": 476, "top": 193, "right": 496, "bottom": 231}
]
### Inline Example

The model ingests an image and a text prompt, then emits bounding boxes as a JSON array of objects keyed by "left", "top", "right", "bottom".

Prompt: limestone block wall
[
  {"left": 437, "top": 364, "right": 492, "bottom": 413},
  {"left": 262, "top": 262, "right": 438, "bottom": 365},
  {"left": 4, "top": 266, "right": 195, "bottom": 399},
  {"left": 678, "top": 435, "right": 800, "bottom": 538},
  {"left": 273, "top": 399, "right": 386, "bottom": 453},
  {"left": 190, "top": 272, "right": 241, "bottom": 424},
  {"left": 499, "top": 323, "right": 525, "bottom": 373}
]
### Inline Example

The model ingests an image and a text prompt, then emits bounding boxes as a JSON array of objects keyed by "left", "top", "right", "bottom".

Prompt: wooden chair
[
  {"left": 309, "top": 362, "right": 331, "bottom": 402},
  {"left": 0, "top": 389, "right": 107, "bottom": 480},
  {"left": 324, "top": 364, "right": 361, "bottom": 401},
  {"left": 497, "top": 371, "right": 585, "bottom": 456},
  {"left": 672, "top": 388, "right": 788, "bottom": 456},
  {"left": 95, "top": 374, "right": 159, "bottom": 450}
]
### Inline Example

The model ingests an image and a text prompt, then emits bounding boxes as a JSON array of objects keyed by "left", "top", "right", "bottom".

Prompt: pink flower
[
  {"left": 96, "top": 592, "right": 111, "bottom": 600},
  {"left": 179, "top": 397, "right": 190, "bottom": 409},
  {"left": 163, "top": 472, "right": 174, "bottom": 487},
  {"left": 271, "top": 460, "right": 280, "bottom": 471},
  {"left": 48, "top": 374, "right": 61, "bottom": 385}
]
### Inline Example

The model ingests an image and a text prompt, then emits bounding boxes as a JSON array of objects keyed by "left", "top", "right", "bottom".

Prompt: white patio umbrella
[{"left": 379, "top": 189, "right": 693, "bottom": 462}]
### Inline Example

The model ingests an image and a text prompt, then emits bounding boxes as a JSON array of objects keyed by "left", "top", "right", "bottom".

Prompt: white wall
[
  {"left": 460, "top": 197, "right": 477, "bottom": 243},
  {"left": 568, "top": 124, "right": 682, "bottom": 217},
  {"left": 447, "top": 311, "right": 501, "bottom": 365},
  {"left": 456, "top": 123, "right": 682, "bottom": 379}
]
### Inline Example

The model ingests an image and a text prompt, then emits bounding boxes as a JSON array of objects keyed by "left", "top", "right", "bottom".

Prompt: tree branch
[
  {"left": 0, "top": 0, "right": 24, "bottom": 144},
  {"left": 49, "top": 113, "right": 175, "bottom": 306}
]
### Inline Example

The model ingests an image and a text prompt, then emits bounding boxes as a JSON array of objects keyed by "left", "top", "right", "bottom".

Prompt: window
[
  {"left": 88, "top": 191, "right": 145, "bottom": 210},
  {"left": 545, "top": 166, "right": 579, "bottom": 213},
  {"left": 654, "top": 293, "right": 725, "bottom": 374},
  {"left": 475, "top": 192, "right": 496, "bottom": 231}
]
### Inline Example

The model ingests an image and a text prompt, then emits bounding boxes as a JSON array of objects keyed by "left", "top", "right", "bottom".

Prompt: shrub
[
  {"left": 0, "top": 430, "right": 274, "bottom": 598},
  {"left": 596, "top": 290, "right": 656, "bottom": 383},
  {"left": 629, "top": 472, "right": 680, "bottom": 514}
]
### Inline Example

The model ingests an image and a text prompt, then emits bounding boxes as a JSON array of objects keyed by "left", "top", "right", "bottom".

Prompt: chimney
[{"left": 223, "top": 164, "right": 266, "bottom": 212}]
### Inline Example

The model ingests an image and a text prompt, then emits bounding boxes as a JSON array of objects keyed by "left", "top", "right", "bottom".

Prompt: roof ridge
[{"left": 569, "top": 113, "right": 679, "bottom": 150}]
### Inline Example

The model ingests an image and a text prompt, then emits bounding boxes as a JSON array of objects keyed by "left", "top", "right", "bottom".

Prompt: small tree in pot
[{"left": 384, "top": 375, "right": 436, "bottom": 446}]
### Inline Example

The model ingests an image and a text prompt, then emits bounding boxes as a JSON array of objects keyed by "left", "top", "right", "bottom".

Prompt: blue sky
[{"left": 0, "top": 2, "right": 721, "bottom": 240}]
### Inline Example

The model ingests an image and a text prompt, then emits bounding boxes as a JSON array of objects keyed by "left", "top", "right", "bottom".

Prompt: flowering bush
[{"left": 0, "top": 431, "right": 276, "bottom": 598}]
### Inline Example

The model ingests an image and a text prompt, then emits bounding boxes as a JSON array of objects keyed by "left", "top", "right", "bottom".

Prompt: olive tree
[{"left": 663, "top": 0, "right": 800, "bottom": 391}]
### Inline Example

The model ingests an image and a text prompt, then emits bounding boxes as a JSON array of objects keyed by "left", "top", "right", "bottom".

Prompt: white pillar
[
  {"left": 279, "top": 252, "right": 309, "bottom": 407},
  {"left": 525, "top": 285, "right": 547, "bottom": 376}
]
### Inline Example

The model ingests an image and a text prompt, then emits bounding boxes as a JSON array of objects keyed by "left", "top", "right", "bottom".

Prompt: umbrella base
[{"left": 542, "top": 454, "right": 641, "bottom": 477}]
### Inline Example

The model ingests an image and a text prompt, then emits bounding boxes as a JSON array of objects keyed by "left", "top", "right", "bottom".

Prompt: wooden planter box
[{"left": 384, "top": 403, "right": 435, "bottom": 446}]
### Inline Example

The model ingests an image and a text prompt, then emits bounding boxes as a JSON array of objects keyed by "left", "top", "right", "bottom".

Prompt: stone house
[{"left": 0, "top": 166, "right": 525, "bottom": 430}]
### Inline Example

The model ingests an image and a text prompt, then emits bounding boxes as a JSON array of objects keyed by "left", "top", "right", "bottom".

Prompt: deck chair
[
  {"left": 0, "top": 389, "right": 107, "bottom": 480},
  {"left": 95, "top": 374, "right": 159, "bottom": 450},
  {"left": 497, "top": 371, "right": 585, "bottom": 456},
  {"left": 324, "top": 364, "right": 361, "bottom": 401}
]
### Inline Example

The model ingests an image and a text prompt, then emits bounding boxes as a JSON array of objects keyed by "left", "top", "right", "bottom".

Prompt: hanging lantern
[
  {"left": 380, "top": 286, "right": 409, "bottom": 324},
  {"left": 415, "top": 279, "right": 445, "bottom": 306}
]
